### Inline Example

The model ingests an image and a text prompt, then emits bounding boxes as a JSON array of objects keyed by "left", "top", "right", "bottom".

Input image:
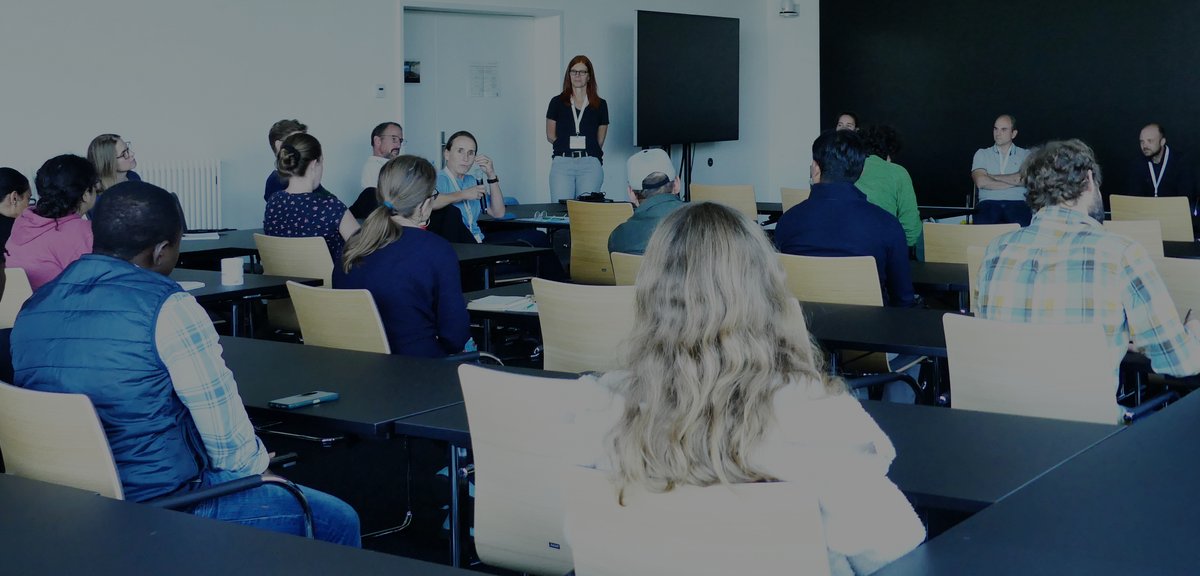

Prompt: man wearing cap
[{"left": 608, "top": 148, "right": 683, "bottom": 255}]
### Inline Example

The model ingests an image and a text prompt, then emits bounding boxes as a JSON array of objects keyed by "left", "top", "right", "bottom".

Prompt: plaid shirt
[
  {"left": 156, "top": 292, "right": 269, "bottom": 476},
  {"left": 978, "top": 205, "right": 1200, "bottom": 381}
]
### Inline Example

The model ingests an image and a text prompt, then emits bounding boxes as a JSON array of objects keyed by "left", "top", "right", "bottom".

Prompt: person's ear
[
  {"left": 671, "top": 179, "right": 681, "bottom": 194},
  {"left": 152, "top": 240, "right": 170, "bottom": 266}
]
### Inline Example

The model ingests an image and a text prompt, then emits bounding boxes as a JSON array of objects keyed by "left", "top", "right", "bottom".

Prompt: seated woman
[
  {"left": 573, "top": 203, "right": 925, "bottom": 576},
  {"left": 0, "top": 167, "right": 33, "bottom": 249},
  {"left": 6, "top": 155, "right": 98, "bottom": 290},
  {"left": 263, "top": 133, "right": 359, "bottom": 263},
  {"left": 334, "top": 156, "right": 471, "bottom": 358},
  {"left": 87, "top": 134, "right": 141, "bottom": 191}
]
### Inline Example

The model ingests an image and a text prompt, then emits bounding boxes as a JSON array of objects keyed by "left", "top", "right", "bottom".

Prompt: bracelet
[{"left": 487, "top": 177, "right": 500, "bottom": 184}]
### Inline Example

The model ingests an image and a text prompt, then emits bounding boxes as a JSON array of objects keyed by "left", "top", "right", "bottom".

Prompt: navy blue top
[
  {"left": 127, "top": 170, "right": 142, "bottom": 182},
  {"left": 332, "top": 227, "right": 470, "bottom": 358},
  {"left": 774, "top": 181, "right": 916, "bottom": 307},
  {"left": 264, "top": 171, "right": 287, "bottom": 201},
  {"left": 263, "top": 189, "right": 349, "bottom": 263},
  {"left": 546, "top": 96, "right": 609, "bottom": 158}
]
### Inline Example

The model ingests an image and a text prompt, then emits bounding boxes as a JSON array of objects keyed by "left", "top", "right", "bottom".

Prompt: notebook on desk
[{"left": 468, "top": 295, "right": 538, "bottom": 312}]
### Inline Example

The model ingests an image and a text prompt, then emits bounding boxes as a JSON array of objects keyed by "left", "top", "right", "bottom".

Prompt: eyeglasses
[
  {"left": 428, "top": 190, "right": 440, "bottom": 202},
  {"left": 381, "top": 135, "right": 404, "bottom": 145},
  {"left": 569, "top": 69, "right": 589, "bottom": 76},
  {"left": 116, "top": 142, "right": 133, "bottom": 160}
]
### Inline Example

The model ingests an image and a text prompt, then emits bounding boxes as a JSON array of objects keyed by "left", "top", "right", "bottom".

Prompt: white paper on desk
[
  {"left": 176, "top": 281, "right": 205, "bottom": 291},
  {"left": 182, "top": 232, "right": 220, "bottom": 240},
  {"left": 468, "top": 295, "right": 537, "bottom": 312}
]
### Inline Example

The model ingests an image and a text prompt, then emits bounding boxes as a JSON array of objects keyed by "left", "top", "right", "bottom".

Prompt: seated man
[
  {"left": 775, "top": 129, "right": 916, "bottom": 308},
  {"left": 10, "top": 182, "right": 360, "bottom": 546},
  {"left": 608, "top": 148, "right": 683, "bottom": 256},
  {"left": 978, "top": 139, "right": 1200, "bottom": 382}
]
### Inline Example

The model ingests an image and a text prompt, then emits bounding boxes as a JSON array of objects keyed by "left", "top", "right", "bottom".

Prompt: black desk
[
  {"left": 222, "top": 337, "right": 464, "bottom": 437},
  {"left": 757, "top": 202, "right": 975, "bottom": 223},
  {"left": 804, "top": 302, "right": 952, "bottom": 358},
  {"left": 1164, "top": 240, "right": 1200, "bottom": 259},
  {"left": 478, "top": 203, "right": 570, "bottom": 233},
  {"left": 0, "top": 474, "right": 470, "bottom": 575},
  {"left": 178, "top": 229, "right": 260, "bottom": 260},
  {"left": 909, "top": 261, "right": 969, "bottom": 294},
  {"left": 876, "top": 392, "right": 1200, "bottom": 575},
  {"left": 171, "top": 269, "right": 321, "bottom": 337}
]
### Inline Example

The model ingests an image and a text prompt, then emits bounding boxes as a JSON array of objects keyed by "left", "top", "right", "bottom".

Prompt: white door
[{"left": 404, "top": 10, "right": 538, "bottom": 204}]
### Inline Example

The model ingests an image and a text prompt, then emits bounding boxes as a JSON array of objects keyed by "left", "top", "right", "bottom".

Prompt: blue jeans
[
  {"left": 550, "top": 156, "right": 604, "bottom": 201},
  {"left": 187, "top": 469, "right": 361, "bottom": 547},
  {"left": 974, "top": 200, "right": 1032, "bottom": 226}
]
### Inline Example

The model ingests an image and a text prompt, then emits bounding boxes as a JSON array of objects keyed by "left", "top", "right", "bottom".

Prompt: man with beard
[
  {"left": 352, "top": 122, "right": 405, "bottom": 218},
  {"left": 976, "top": 139, "right": 1200, "bottom": 381},
  {"left": 1127, "top": 123, "right": 1197, "bottom": 211}
]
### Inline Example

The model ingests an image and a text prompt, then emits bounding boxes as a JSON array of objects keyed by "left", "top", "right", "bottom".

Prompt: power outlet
[{"left": 375, "top": 84, "right": 386, "bottom": 99}]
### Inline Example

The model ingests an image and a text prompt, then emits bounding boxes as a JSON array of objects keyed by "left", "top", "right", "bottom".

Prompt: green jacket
[{"left": 856, "top": 155, "right": 921, "bottom": 247}]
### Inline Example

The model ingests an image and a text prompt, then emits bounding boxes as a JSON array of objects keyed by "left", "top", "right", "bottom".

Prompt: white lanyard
[
  {"left": 1149, "top": 146, "right": 1170, "bottom": 197},
  {"left": 442, "top": 167, "right": 482, "bottom": 242},
  {"left": 571, "top": 96, "right": 588, "bottom": 135}
]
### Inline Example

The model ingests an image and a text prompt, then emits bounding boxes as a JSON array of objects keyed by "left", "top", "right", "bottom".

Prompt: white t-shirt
[{"left": 360, "top": 155, "right": 389, "bottom": 190}]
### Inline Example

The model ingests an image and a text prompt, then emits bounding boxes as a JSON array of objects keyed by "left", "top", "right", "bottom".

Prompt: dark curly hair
[
  {"left": 1021, "top": 139, "right": 1103, "bottom": 211},
  {"left": 33, "top": 154, "right": 97, "bottom": 219}
]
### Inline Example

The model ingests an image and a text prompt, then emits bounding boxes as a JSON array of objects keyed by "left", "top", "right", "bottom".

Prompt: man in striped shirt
[{"left": 977, "top": 139, "right": 1200, "bottom": 382}]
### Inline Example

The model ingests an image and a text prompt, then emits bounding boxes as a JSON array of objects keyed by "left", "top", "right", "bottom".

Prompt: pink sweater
[{"left": 5, "top": 210, "right": 93, "bottom": 291}]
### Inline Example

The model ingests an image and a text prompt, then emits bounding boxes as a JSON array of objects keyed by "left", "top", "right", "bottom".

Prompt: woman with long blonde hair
[
  {"left": 334, "top": 155, "right": 470, "bottom": 358},
  {"left": 575, "top": 202, "right": 924, "bottom": 575},
  {"left": 87, "top": 133, "right": 141, "bottom": 191}
]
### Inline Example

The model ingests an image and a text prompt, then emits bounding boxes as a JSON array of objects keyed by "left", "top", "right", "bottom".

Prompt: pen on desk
[{"left": 1186, "top": 308, "right": 1193, "bottom": 325}]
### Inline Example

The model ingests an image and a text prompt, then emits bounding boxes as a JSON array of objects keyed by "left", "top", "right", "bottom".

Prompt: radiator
[{"left": 137, "top": 160, "right": 222, "bottom": 230}]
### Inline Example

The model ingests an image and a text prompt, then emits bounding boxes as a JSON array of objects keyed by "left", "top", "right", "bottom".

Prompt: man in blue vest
[{"left": 10, "top": 181, "right": 360, "bottom": 546}]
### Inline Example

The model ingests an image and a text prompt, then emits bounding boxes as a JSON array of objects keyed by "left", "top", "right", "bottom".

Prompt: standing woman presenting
[{"left": 546, "top": 55, "right": 609, "bottom": 201}]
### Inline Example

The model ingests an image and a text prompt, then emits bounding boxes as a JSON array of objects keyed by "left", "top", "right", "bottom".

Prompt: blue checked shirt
[
  {"left": 977, "top": 205, "right": 1200, "bottom": 383},
  {"left": 156, "top": 292, "right": 269, "bottom": 476}
]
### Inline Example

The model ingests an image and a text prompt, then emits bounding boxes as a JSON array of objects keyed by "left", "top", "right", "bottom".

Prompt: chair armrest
[
  {"left": 1123, "top": 390, "right": 1179, "bottom": 423},
  {"left": 846, "top": 372, "right": 919, "bottom": 396},
  {"left": 269, "top": 451, "right": 299, "bottom": 469},
  {"left": 443, "top": 351, "right": 505, "bottom": 365},
  {"left": 147, "top": 474, "right": 315, "bottom": 538}
]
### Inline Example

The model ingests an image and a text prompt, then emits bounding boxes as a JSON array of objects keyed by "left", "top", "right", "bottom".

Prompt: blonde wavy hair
[
  {"left": 606, "top": 202, "right": 843, "bottom": 500},
  {"left": 87, "top": 133, "right": 122, "bottom": 191},
  {"left": 341, "top": 155, "right": 436, "bottom": 273}
]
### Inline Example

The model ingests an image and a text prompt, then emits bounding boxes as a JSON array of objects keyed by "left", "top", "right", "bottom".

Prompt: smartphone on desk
[{"left": 269, "top": 390, "right": 340, "bottom": 410}]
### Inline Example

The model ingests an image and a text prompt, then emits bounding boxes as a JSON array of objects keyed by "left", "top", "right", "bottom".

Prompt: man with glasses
[{"left": 360, "top": 122, "right": 404, "bottom": 190}]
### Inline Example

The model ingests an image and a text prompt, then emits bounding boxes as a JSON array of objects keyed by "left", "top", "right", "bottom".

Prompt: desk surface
[
  {"left": 171, "top": 268, "right": 321, "bottom": 302},
  {"left": 222, "top": 337, "right": 464, "bottom": 437},
  {"left": 450, "top": 241, "right": 552, "bottom": 265},
  {"left": 395, "top": 398, "right": 1119, "bottom": 514},
  {"left": 757, "top": 202, "right": 975, "bottom": 222},
  {"left": 0, "top": 474, "right": 470, "bottom": 575},
  {"left": 877, "top": 392, "right": 1200, "bottom": 575},
  {"left": 909, "top": 261, "right": 968, "bottom": 293}
]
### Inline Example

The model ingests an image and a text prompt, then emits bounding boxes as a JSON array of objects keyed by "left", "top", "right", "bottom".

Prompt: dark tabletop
[
  {"left": 909, "top": 261, "right": 969, "bottom": 293},
  {"left": 757, "top": 202, "right": 975, "bottom": 222},
  {"left": 222, "top": 337, "right": 465, "bottom": 437},
  {"left": 803, "top": 302, "right": 954, "bottom": 357},
  {"left": 178, "top": 229, "right": 260, "bottom": 257},
  {"left": 1164, "top": 240, "right": 1200, "bottom": 259},
  {"left": 171, "top": 268, "right": 321, "bottom": 303},
  {"left": 876, "top": 391, "right": 1200, "bottom": 575},
  {"left": 478, "top": 203, "right": 571, "bottom": 231},
  {"left": 450, "top": 242, "right": 552, "bottom": 266},
  {"left": 0, "top": 474, "right": 471, "bottom": 575}
]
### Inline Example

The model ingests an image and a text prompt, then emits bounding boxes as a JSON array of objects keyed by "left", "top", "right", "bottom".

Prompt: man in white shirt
[{"left": 360, "top": 122, "right": 404, "bottom": 190}]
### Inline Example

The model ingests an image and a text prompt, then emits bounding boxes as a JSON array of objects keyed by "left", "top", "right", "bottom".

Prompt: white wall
[{"left": 0, "top": 0, "right": 818, "bottom": 227}]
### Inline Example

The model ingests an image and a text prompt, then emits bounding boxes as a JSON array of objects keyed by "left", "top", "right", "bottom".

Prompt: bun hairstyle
[
  {"left": 341, "top": 155, "right": 437, "bottom": 274},
  {"left": 33, "top": 154, "right": 98, "bottom": 220},
  {"left": 276, "top": 132, "right": 322, "bottom": 178}
]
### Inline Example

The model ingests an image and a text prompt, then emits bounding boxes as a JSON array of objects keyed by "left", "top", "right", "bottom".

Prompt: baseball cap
[{"left": 627, "top": 148, "right": 675, "bottom": 190}]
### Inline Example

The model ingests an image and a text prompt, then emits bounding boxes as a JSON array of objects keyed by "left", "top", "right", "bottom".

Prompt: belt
[{"left": 556, "top": 151, "right": 592, "bottom": 158}]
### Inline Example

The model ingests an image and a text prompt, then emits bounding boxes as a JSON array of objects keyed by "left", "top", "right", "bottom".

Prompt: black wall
[{"left": 821, "top": 1, "right": 1200, "bottom": 206}]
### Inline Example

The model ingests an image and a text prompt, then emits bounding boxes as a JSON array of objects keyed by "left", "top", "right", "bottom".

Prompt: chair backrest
[
  {"left": 777, "top": 253, "right": 883, "bottom": 307},
  {"left": 689, "top": 184, "right": 758, "bottom": 219},
  {"left": 966, "top": 245, "right": 985, "bottom": 315},
  {"left": 609, "top": 252, "right": 644, "bottom": 286},
  {"left": 564, "top": 466, "right": 830, "bottom": 576},
  {"left": 0, "top": 268, "right": 34, "bottom": 329},
  {"left": 1151, "top": 256, "right": 1200, "bottom": 321},
  {"left": 923, "top": 222, "right": 1019, "bottom": 264},
  {"left": 458, "top": 364, "right": 582, "bottom": 576},
  {"left": 532, "top": 278, "right": 636, "bottom": 373},
  {"left": 943, "top": 314, "right": 1118, "bottom": 424},
  {"left": 566, "top": 201, "right": 634, "bottom": 285},
  {"left": 780, "top": 187, "right": 811, "bottom": 212},
  {"left": 286, "top": 281, "right": 390, "bottom": 354},
  {"left": 1102, "top": 219, "right": 1166, "bottom": 258},
  {"left": 0, "top": 381, "right": 124, "bottom": 499},
  {"left": 1109, "top": 194, "right": 1194, "bottom": 242},
  {"left": 253, "top": 233, "right": 334, "bottom": 286}
]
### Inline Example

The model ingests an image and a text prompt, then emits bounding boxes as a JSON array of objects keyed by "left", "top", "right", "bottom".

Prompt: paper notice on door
[{"left": 470, "top": 62, "right": 499, "bottom": 98}]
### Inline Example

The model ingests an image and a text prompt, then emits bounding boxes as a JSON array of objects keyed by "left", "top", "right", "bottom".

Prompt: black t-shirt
[{"left": 546, "top": 96, "right": 609, "bottom": 158}]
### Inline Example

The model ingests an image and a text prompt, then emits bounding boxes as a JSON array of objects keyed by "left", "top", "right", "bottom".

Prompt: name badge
[{"left": 569, "top": 135, "right": 586, "bottom": 150}]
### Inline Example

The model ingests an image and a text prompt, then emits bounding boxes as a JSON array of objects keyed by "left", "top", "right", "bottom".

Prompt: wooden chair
[
  {"left": 564, "top": 466, "right": 830, "bottom": 576},
  {"left": 780, "top": 187, "right": 811, "bottom": 212},
  {"left": 254, "top": 234, "right": 334, "bottom": 331},
  {"left": 689, "top": 184, "right": 758, "bottom": 220},
  {"left": 610, "top": 251, "right": 644, "bottom": 286},
  {"left": 777, "top": 254, "right": 883, "bottom": 306},
  {"left": 0, "top": 268, "right": 33, "bottom": 329},
  {"left": 286, "top": 281, "right": 390, "bottom": 354},
  {"left": 1151, "top": 256, "right": 1200, "bottom": 321},
  {"left": 943, "top": 314, "right": 1122, "bottom": 424},
  {"left": 532, "top": 278, "right": 635, "bottom": 373},
  {"left": 1109, "top": 194, "right": 1193, "bottom": 242},
  {"left": 566, "top": 201, "right": 634, "bottom": 285},
  {"left": 1103, "top": 220, "right": 1165, "bottom": 257},
  {"left": 458, "top": 364, "right": 587, "bottom": 576},
  {"left": 966, "top": 245, "right": 985, "bottom": 315},
  {"left": 0, "top": 381, "right": 315, "bottom": 533},
  {"left": 923, "top": 222, "right": 1019, "bottom": 264}
]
